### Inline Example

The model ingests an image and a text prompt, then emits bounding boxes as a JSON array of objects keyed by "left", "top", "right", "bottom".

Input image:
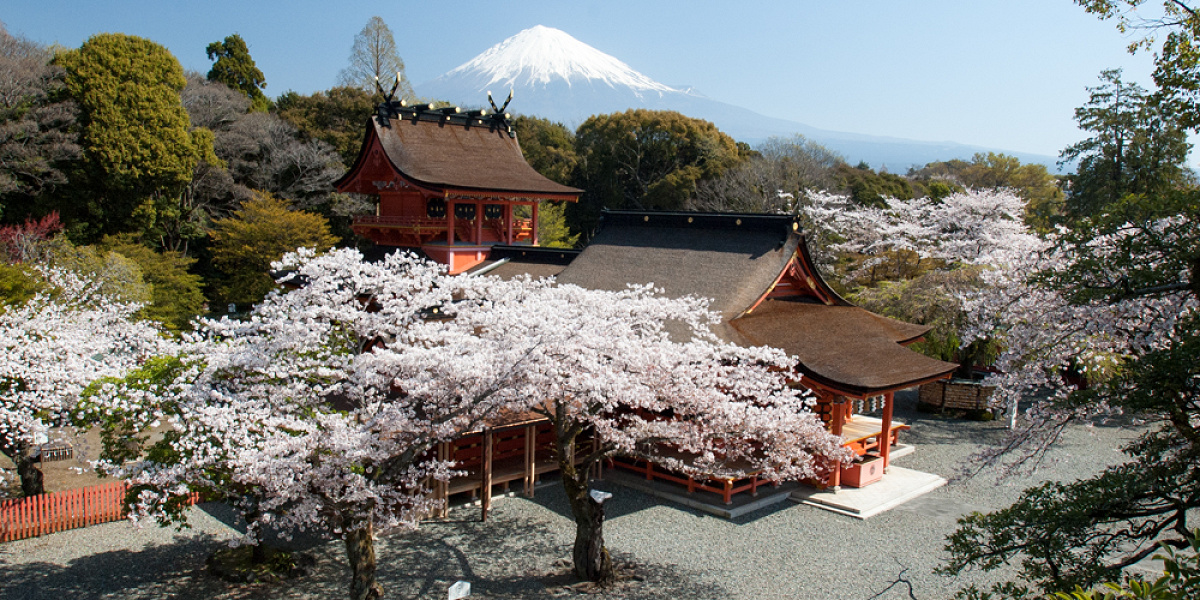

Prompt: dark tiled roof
[
  {"left": 343, "top": 113, "right": 581, "bottom": 197},
  {"left": 732, "top": 299, "right": 958, "bottom": 396},
  {"left": 556, "top": 211, "right": 797, "bottom": 325},
  {"left": 469, "top": 245, "right": 580, "bottom": 281}
]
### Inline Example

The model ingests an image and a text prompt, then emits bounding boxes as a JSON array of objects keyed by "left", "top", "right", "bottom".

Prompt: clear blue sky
[{"left": 3, "top": 0, "right": 1161, "bottom": 160}]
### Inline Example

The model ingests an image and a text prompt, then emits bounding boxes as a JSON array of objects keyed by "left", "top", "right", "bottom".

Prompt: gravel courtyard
[{"left": 0, "top": 391, "right": 1140, "bottom": 600}]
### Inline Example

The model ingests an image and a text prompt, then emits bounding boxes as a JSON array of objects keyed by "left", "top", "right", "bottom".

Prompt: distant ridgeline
[{"left": 415, "top": 25, "right": 1058, "bottom": 170}]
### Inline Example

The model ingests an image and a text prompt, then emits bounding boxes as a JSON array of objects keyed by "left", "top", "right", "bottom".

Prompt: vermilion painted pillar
[
  {"left": 506, "top": 204, "right": 514, "bottom": 244},
  {"left": 532, "top": 202, "right": 539, "bottom": 246},
  {"left": 446, "top": 201, "right": 456, "bottom": 245},
  {"left": 830, "top": 396, "right": 845, "bottom": 438},
  {"left": 474, "top": 202, "right": 483, "bottom": 244},
  {"left": 481, "top": 428, "right": 493, "bottom": 521},
  {"left": 830, "top": 396, "right": 846, "bottom": 489},
  {"left": 879, "top": 392, "right": 894, "bottom": 469}
]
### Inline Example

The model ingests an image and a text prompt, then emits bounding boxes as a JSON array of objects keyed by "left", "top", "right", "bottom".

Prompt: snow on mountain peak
[{"left": 441, "top": 25, "right": 676, "bottom": 95}]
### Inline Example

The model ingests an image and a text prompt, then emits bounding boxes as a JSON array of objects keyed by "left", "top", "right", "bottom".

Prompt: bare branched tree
[
  {"left": 691, "top": 134, "right": 843, "bottom": 213},
  {"left": 0, "top": 23, "right": 80, "bottom": 202},
  {"left": 337, "top": 16, "right": 414, "bottom": 99}
]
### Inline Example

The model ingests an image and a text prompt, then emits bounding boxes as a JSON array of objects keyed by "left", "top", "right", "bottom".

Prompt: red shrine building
[
  {"left": 335, "top": 101, "right": 581, "bottom": 274},
  {"left": 339, "top": 101, "right": 957, "bottom": 514},
  {"left": 551, "top": 211, "right": 958, "bottom": 491}
]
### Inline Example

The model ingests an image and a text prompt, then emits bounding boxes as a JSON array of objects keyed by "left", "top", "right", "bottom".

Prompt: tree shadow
[
  {"left": 517, "top": 473, "right": 688, "bottom": 523},
  {"left": 376, "top": 496, "right": 729, "bottom": 599},
  {"left": 0, "top": 527, "right": 360, "bottom": 600},
  {"left": 1, "top": 533, "right": 229, "bottom": 600},
  {"left": 194, "top": 501, "right": 333, "bottom": 552}
]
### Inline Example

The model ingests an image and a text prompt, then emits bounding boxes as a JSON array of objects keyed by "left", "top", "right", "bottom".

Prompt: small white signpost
[{"left": 448, "top": 580, "right": 471, "bottom": 600}]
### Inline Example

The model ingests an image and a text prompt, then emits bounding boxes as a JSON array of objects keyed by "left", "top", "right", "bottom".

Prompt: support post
[
  {"left": 524, "top": 424, "right": 535, "bottom": 497},
  {"left": 447, "top": 201, "right": 456, "bottom": 245},
  {"left": 830, "top": 395, "right": 846, "bottom": 489},
  {"left": 474, "top": 202, "right": 483, "bottom": 244},
  {"left": 481, "top": 429, "right": 493, "bottom": 521},
  {"left": 531, "top": 202, "right": 539, "bottom": 246},
  {"left": 831, "top": 396, "right": 846, "bottom": 438},
  {"left": 437, "top": 441, "right": 450, "bottom": 518},
  {"left": 506, "top": 204, "right": 514, "bottom": 244},
  {"left": 880, "top": 392, "right": 894, "bottom": 469}
]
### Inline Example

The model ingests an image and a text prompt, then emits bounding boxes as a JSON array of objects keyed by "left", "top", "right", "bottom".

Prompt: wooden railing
[
  {"left": 352, "top": 215, "right": 448, "bottom": 229},
  {"left": 0, "top": 482, "right": 199, "bottom": 542}
]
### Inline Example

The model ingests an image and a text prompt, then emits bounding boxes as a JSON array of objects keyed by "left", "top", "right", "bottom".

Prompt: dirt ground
[{"left": 1, "top": 427, "right": 110, "bottom": 496}]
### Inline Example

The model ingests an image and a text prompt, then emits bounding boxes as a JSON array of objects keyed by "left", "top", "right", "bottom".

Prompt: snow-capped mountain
[
  {"left": 417, "top": 26, "right": 1055, "bottom": 169},
  {"left": 434, "top": 25, "right": 675, "bottom": 98},
  {"left": 418, "top": 25, "right": 705, "bottom": 129}
]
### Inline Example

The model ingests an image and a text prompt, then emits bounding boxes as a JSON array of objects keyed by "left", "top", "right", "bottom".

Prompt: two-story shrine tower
[{"left": 335, "top": 100, "right": 581, "bottom": 273}]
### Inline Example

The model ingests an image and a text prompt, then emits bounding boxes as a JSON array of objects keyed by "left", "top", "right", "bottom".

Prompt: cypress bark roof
[
  {"left": 556, "top": 211, "right": 795, "bottom": 323},
  {"left": 732, "top": 299, "right": 956, "bottom": 396},
  {"left": 336, "top": 113, "right": 581, "bottom": 198}
]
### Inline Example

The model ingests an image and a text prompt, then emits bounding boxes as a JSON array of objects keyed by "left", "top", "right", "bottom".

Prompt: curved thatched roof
[
  {"left": 732, "top": 299, "right": 957, "bottom": 396},
  {"left": 556, "top": 211, "right": 797, "bottom": 324},
  {"left": 336, "top": 113, "right": 581, "bottom": 198}
]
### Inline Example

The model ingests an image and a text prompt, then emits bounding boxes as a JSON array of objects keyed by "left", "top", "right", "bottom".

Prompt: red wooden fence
[{"left": 0, "top": 482, "right": 199, "bottom": 542}]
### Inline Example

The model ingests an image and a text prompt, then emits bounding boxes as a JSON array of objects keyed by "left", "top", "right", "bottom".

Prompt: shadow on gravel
[
  {"left": 380, "top": 513, "right": 564, "bottom": 598},
  {"left": 394, "top": 484, "right": 727, "bottom": 598},
  {"left": 195, "top": 501, "right": 334, "bottom": 552},
  {"left": 0, "top": 534, "right": 234, "bottom": 600},
  {"left": 888, "top": 393, "right": 1012, "bottom": 449},
  {"left": 516, "top": 474, "right": 653, "bottom": 523}
]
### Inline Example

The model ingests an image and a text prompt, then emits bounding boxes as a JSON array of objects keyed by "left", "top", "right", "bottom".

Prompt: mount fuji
[{"left": 416, "top": 26, "right": 1055, "bottom": 170}]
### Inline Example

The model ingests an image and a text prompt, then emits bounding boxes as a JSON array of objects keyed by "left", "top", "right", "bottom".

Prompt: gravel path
[{"left": 0, "top": 391, "right": 1140, "bottom": 600}]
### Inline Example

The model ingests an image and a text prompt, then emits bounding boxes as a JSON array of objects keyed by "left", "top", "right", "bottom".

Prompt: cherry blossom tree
[
  {"left": 84, "top": 248, "right": 505, "bottom": 600},
  {"left": 802, "top": 189, "right": 1042, "bottom": 380},
  {"left": 84, "top": 247, "right": 845, "bottom": 599},
  {"left": 0, "top": 266, "right": 165, "bottom": 496},
  {"left": 800, "top": 188, "right": 1038, "bottom": 279},
  {"left": 940, "top": 195, "right": 1200, "bottom": 594},
  {"left": 514, "top": 282, "right": 848, "bottom": 583}
]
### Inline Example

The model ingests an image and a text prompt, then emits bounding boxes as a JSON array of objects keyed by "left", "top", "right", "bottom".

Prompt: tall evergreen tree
[
  {"left": 513, "top": 115, "right": 578, "bottom": 185},
  {"left": 205, "top": 34, "right": 269, "bottom": 113},
  {"left": 55, "top": 33, "right": 219, "bottom": 244},
  {"left": 571, "top": 109, "right": 742, "bottom": 236},
  {"left": 1059, "top": 69, "right": 1191, "bottom": 219}
]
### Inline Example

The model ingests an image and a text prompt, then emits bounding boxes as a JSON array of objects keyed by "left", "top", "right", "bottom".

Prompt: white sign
[{"left": 448, "top": 580, "right": 470, "bottom": 600}]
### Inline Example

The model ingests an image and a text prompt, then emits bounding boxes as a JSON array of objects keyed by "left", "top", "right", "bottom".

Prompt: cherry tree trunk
[
  {"left": 571, "top": 491, "right": 613, "bottom": 583},
  {"left": 559, "top": 453, "right": 614, "bottom": 583},
  {"left": 251, "top": 539, "right": 267, "bottom": 564},
  {"left": 344, "top": 518, "right": 384, "bottom": 600},
  {"left": 12, "top": 442, "right": 44, "bottom": 497}
]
